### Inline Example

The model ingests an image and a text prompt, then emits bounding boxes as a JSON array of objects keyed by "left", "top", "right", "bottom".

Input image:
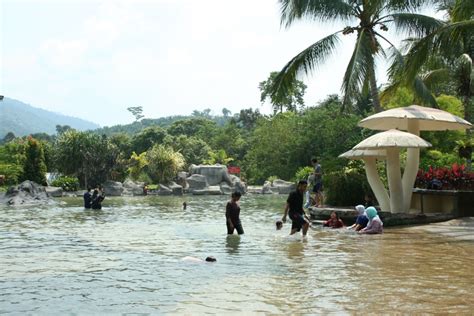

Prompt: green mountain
[{"left": 0, "top": 97, "right": 100, "bottom": 137}]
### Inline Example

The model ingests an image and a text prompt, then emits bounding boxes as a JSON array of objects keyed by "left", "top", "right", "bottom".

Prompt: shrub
[
  {"left": 295, "top": 166, "right": 314, "bottom": 183},
  {"left": 324, "top": 170, "right": 370, "bottom": 206},
  {"left": 266, "top": 175, "right": 279, "bottom": 184},
  {"left": 416, "top": 163, "right": 474, "bottom": 190},
  {"left": 51, "top": 176, "right": 80, "bottom": 192}
]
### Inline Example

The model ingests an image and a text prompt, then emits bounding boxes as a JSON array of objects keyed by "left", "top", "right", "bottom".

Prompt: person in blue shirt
[{"left": 347, "top": 205, "right": 368, "bottom": 231}]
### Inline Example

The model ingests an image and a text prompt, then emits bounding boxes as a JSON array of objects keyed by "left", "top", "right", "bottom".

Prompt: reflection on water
[{"left": 0, "top": 195, "right": 473, "bottom": 314}]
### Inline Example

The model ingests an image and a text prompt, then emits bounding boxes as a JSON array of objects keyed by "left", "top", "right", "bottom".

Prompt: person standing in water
[
  {"left": 226, "top": 191, "right": 244, "bottom": 235},
  {"left": 83, "top": 187, "right": 92, "bottom": 209},
  {"left": 282, "top": 180, "right": 310, "bottom": 236}
]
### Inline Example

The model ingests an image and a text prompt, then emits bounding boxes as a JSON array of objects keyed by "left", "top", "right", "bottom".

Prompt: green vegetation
[
  {"left": 0, "top": 1, "right": 472, "bottom": 206},
  {"left": 51, "top": 176, "right": 80, "bottom": 192}
]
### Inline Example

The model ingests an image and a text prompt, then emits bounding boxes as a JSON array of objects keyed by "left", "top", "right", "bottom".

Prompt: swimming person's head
[
  {"left": 365, "top": 207, "right": 378, "bottom": 219},
  {"left": 183, "top": 202, "right": 187, "bottom": 210},
  {"left": 330, "top": 211, "right": 339, "bottom": 220},
  {"left": 355, "top": 205, "right": 365, "bottom": 215},
  {"left": 276, "top": 220, "right": 283, "bottom": 230},
  {"left": 205, "top": 256, "right": 216, "bottom": 262}
]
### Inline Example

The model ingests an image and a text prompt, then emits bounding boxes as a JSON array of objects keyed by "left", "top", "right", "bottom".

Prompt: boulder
[
  {"left": 176, "top": 171, "right": 189, "bottom": 190},
  {"left": 186, "top": 174, "right": 209, "bottom": 192},
  {"left": 123, "top": 179, "right": 145, "bottom": 196},
  {"left": 168, "top": 181, "right": 183, "bottom": 195},
  {"left": 271, "top": 179, "right": 295, "bottom": 194},
  {"left": 193, "top": 186, "right": 222, "bottom": 195},
  {"left": 45, "top": 186, "right": 63, "bottom": 197},
  {"left": 230, "top": 175, "right": 246, "bottom": 194},
  {"left": 189, "top": 164, "right": 232, "bottom": 186},
  {"left": 220, "top": 182, "right": 233, "bottom": 195},
  {"left": 103, "top": 180, "right": 124, "bottom": 196},
  {"left": 157, "top": 184, "right": 173, "bottom": 196},
  {"left": 262, "top": 181, "right": 274, "bottom": 194},
  {"left": 1, "top": 180, "right": 54, "bottom": 205}
]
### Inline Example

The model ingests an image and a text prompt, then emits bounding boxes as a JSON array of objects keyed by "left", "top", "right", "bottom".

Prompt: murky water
[{"left": 1, "top": 195, "right": 473, "bottom": 314}]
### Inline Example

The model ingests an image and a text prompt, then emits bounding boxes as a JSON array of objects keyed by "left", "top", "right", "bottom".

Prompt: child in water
[
  {"left": 323, "top": 211, "right": 345, "bottom": 228},
  {"left": 359, "top": 207, "right": 383, "bottom": 234}
]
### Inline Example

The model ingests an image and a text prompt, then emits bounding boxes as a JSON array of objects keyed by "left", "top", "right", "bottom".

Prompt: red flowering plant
[{"left": 415, "top": 163, "right": 474, "bottom": 190}]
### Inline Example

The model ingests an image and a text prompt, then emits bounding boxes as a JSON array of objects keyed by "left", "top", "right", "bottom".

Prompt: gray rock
[
  {"left": 220, "top": 182, "right": 233, "bottom": 195},
  {"left": 157, "top": 184, "right": 173, "bottom": 196},
  {"left": 271, "top": 179, "right": 295, "bottom": 194},
  {"left": 123, "top": 179, "right": 145, "bottom": 196},
  {"left": 230, "top": 175, "right": 247, "bottom": 194},
  {"left": 176, "top": 171, "right": 189, "bottom": 190},
  {"left": 45, "top": 186, "right": 63, "bottom": 197},
  {"left": 1, "top": 180, "right": 54, "bottom": 206},
  {"left": 262, "top": 181, "right": 274, "bottom": 194},
  {"left": 189, "top": 164, "right": 232, "bottom": 186},
  {"left": 193, "top": 186, "right": 222, "bottom": 195},
  {"left": 168, "top": 181, "right": 183, "bottom": 196},
  {"left": 103, "top": 180, "right": 124, "bottom": 196},
  {"left": 186, "top": 174, "right": 209, "bottom": 192}
]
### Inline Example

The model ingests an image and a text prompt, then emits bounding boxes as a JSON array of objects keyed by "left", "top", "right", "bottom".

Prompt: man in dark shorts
[{"left": 282, "top": 180, "right": 310, "bottom": 236}]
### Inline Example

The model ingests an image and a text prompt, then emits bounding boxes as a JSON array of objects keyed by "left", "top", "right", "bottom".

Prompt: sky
[{"left": 0, "top": 0, "right": 440, "bottom": 127}]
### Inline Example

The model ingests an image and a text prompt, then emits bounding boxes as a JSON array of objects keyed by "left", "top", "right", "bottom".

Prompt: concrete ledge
[{"left": 309, "top": 206, "right": 455, "bottom": 227}]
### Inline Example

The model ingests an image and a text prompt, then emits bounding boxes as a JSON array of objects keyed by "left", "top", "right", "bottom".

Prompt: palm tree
[
  {"left": 397, "top": 0, "right": 474, "bottom": 126},
  {"left": 271, "top": 0, "right": 443, "bottom": 113}
]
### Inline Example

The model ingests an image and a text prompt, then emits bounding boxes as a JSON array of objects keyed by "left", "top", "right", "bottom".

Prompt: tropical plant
[
  {"left": 128, "top": 151, "right": 149, "bottom": 181},
  {"left": 51, "top": 176, "right": 80, "bottom": 192},
  {"left": 146, "top": 144, "right": 185, "bottom": 184},
  {"left": 259, "top": 71, "right": 307, "bottom": 114},
  {"left": 394, "top": 0, "right": 474, "bottom": 122},
  {"left": 271, "top": 0, "right": 443, "bottom": 112},
  {"left": 204, "top": 149, "right": 234, "bottom": 165},
  {"left": 21, "top": 137, "right": 47, "bottom": 185},
  {"left": 415, "top": 163, "right": 474, "bottom": 190}
]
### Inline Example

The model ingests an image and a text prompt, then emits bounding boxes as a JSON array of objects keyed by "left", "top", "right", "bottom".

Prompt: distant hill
[{"left": 0, "top": 97, "right": 100, "bottom": 137}]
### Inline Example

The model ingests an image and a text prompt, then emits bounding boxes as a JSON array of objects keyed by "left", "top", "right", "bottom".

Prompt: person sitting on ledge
[
  {"left": 359, "top": 207, "right": 383, "bottom": 234},
  {"left": 347, "top": 205, "right": 368, "bottom": 231},
  {"left": 323, "top": 211, "right": 345, "bottom": 228}
]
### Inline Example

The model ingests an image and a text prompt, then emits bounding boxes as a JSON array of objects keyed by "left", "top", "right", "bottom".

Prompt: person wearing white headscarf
[
  {"left": 347, "top": 205, "right": 368, "bottom": 231},
  {"left": 359, "top": 207, "right": 383, "bottom": 234}
]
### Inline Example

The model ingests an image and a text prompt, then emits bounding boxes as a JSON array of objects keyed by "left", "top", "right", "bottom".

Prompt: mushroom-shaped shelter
[
  {"left": 353, "top": 129, "right": 431, "bottom": 213},
  {"left": 339, "top": 149, "right": 390, "bottom": 212},
  {"left": 359, "top": 105, "right": 472, "bottom": 211}
]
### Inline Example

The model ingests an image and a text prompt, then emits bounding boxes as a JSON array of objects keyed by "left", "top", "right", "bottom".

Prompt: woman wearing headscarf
[
  {"left": 359, "top": 206, "right": 383, "bottom": 234},
  {"left": 347, "top": 205, "right": 368, "bottom": 231}
]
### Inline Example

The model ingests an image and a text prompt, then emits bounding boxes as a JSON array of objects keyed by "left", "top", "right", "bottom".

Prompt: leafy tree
[
  {"left": 0, "top": 141, "right": 26, "bottom": 185},
  {"left": 21, "top": 137, "right": 47, "bottom": 185},
  {"left": 2, "top": 132, "right": 16, "bottom": 144},
  {"left": 145, "top": 144, "right": 185, "bottom": 184},
  {"left": 53, "top": 130, "right": 115, "bottom": 188},
  {"left": 259, "top": 71, "right": 306, "bottom": 113},
  {"left": 232, "top": 108, "right": 264, "bottom": 131},
  {"left": 271, "top": 0, "right": 443, "bottom": 112},
  {"left": 127, "top": 106, "right": 145, "bottom": 122},
  {"left": 131, "top": 126, "right": 168, "bottom": 154},
  {"left": 222, "top": 108, "right": 232, "bottom": 117},
  {"left": 167, "top": 135, "right": 211, "bottom": 168},
  {"left": 209, "top": 121, "right": 248, "bottom": 163},
  {"left": 167, "top": 118, "right": 218, "bottom": 139},
  {"left": 56, "top": 125, "right": 73, "bottom": 135}
]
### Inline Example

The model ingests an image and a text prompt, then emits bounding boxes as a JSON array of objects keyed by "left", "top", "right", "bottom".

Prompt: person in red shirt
[{"left": 323, "top": 211, "right": 345, "bottom": 228}]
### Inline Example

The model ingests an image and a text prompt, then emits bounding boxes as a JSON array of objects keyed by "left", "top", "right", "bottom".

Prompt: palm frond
[
  {"left": 279, "top": 0, "right": 353, "bottom": 28},
  {"left": 341, "top": 30, "right": 374, "bottom": 107},
  {"left": 270, "top": 32, "right": 341, "bottom": 101},
  {"left": 404, "top": 20, "right": 474, "bottom": 83},
  {"left": 388, "top": 13, "right": 444, "bottom": 37},
  {"left": 451, "top": 0, "right": 474, "bottom": 22},
  {"left": 386, "top": 0, "right": 439, "bottom": 11},
  {"left": 422, "top": 68, "right": 451, "bottom": 89},
  {"left": 413, "top": 77, "right": 438, "bottom": 107}
]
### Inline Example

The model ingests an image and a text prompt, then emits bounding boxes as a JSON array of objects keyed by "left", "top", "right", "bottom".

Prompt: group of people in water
[
  {"left": 83, "top": 186, "right": 105, "bottom": 210},
  {"left": 226, "top": 179, "right": 383, "bottom": 237}
]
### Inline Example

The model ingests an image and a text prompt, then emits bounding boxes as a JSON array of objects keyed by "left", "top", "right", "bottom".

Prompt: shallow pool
[{"left": 1, "top": 195, "right": 473, "bottom": 314}]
